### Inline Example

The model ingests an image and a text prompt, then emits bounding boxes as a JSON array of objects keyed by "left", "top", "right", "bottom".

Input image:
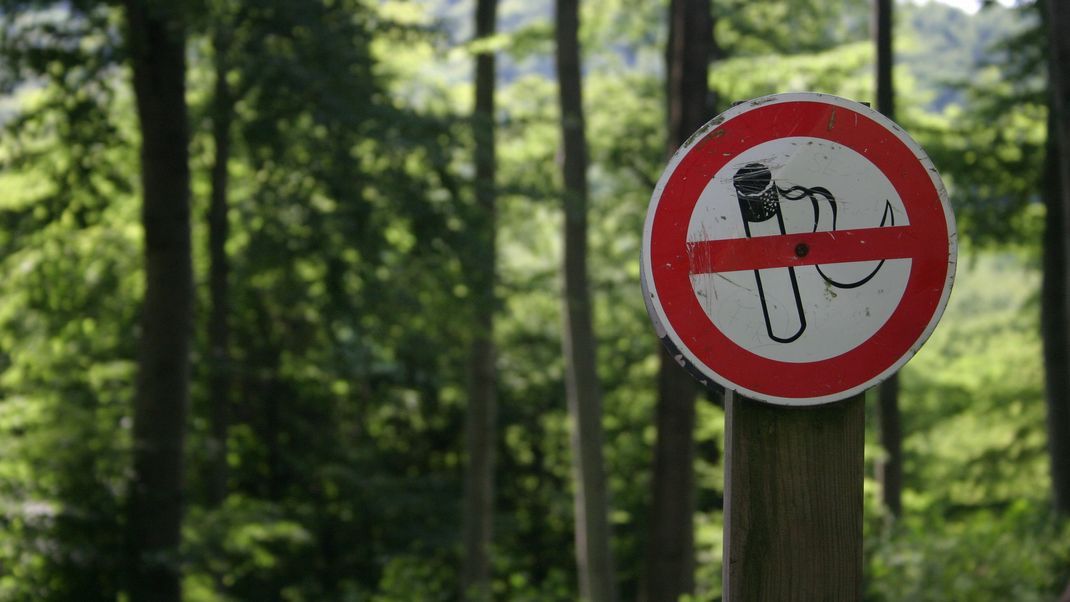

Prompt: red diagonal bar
[{"left": 687, "top": 225, "right": 918, "bottom": 274}]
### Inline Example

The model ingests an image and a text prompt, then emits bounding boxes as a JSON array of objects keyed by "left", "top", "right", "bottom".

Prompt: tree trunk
[
  {"left": 873, "top": 0, "right": 894, "bottom": 122},
  {"left": 1045, "top": 0, "right": 1070, "bottom": 517},
  {"left": 461, "top": 0, "right": 499, "bottom": 598},
  {"left": 873, "top": 0, "right": 903, "bottom": 519},
  {"left": 123, "top": 2, "right": 193, "bottom": 600},
  {"left": 642, "top": 0, "right": 710, "bottom": 599},
  {"left": 1043, "top": 33, "right": 1070, "bottom": 512},
  {"left": 644, "top": 353, "right": 697, "bottom": 601},
  {"left": 876, "top": 373, "right": 903, "bottom": 517},
  {"left": 206, "top": 25, "right": 233, "bottom": 509},
  {"left": 554, "top": 1, "right": 617, "bottom": 600}
]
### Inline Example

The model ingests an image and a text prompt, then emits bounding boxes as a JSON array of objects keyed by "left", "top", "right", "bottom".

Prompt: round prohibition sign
[{"left": 641, "top": 93, "right": 957, "bottom": 406}]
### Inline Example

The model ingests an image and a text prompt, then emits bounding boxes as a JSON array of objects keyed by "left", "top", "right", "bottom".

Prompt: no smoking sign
[{"left": 641, "top": 93, "right": 957, "bottom": 405}]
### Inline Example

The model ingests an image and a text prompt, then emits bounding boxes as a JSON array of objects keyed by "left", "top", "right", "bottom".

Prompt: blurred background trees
[{"left": 0, "top": 0, "right": 1067, "bottom": 600}]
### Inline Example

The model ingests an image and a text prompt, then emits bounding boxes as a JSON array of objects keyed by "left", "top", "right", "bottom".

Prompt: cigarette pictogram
[{"left": 731, "top": 162, "right": 895, "bottom": 344}]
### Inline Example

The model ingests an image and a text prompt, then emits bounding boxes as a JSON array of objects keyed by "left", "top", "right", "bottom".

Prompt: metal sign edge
[{"left": 640, "top": 91, "right": 958, "bottom": 406}]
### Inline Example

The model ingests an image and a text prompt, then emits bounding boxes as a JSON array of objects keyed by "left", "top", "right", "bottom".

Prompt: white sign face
[
  {"left": 642, "top": 93, "right": 957, "bottom": 405},
  {"left": 687, "top": 137, "right": 911, "bottom": 363}
]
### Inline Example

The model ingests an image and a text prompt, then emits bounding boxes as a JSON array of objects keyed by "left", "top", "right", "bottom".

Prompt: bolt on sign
[{"left": 641, "top": 92, "right": 957, "bottom": 405}]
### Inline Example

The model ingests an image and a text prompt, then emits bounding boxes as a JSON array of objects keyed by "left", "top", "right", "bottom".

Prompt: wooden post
[{"left": 722, "top": 390, "right": 865, "bottom": 601}]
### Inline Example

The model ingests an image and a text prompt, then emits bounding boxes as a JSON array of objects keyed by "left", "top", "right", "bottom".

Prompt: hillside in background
[
  {"left": 901, "top": 0, "right": 1036, "bottom": 112},
  {"left": 422, "top": 0, "right": 1033, "bottom": 118}
]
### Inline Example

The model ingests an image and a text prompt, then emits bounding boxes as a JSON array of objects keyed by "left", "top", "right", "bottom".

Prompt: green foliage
[
  {"left": 0, "top": 0, "right": 1064, "bottom": 600},
  {"left": 184, "top": 497, "right": 313, "bottom": 600},
  {"left": 866, "top": 501, "right": 1070, "bottom": 601},
  {"left": 904, "top": 5, "right": 1045, "bottom": 246},
  {"left": 0, "top": 7, "right": 137, "bottom": 594},
  {"left": 898, "top": 0, "right": 1039, "bottom": 112},
  {"left": 711, "top": 41, "right": 874, "bottom": 102},
  {"left": 373, "top": 555, "right": 455, "bottom": 602},
  {"left": 900, "top": 253, "right": 1047, "bottom": 513},
  {"left": 715, "top": 0, "right": 869, "bottom": 56},
  {"left": 861, "top": 252, "right": 1064, "bottom": 600}
]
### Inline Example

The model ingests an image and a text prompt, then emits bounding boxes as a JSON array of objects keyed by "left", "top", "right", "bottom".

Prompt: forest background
[{"left": 0, "top": 0, "right": 1068, "bottom": 600}]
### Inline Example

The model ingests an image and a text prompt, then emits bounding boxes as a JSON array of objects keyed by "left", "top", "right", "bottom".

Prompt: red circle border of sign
[{"left": 643, "top": 95, "right": 955, "bottom": 404}]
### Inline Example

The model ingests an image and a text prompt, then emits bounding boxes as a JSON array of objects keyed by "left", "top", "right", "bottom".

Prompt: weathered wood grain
[{"left": 723, "top": 391, "right": 865, "bottom": 602}]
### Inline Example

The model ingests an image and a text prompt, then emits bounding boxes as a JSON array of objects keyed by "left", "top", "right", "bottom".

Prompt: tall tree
[
  {"left": 122, "top": 0, "right": 193, "bottom": 599},
  {"left": 1043, "top": 0, "right": 1070, "bottom": 514},
  {"left": 642, "top": 0, "right": 711, "bottom": 600},
  {"left": 206, "top": 11, "right": 235, "bottom": 509},
  {"left": 555, "top": 0, "right": 617, "bottom": 599},
  {"left": 873, "top": 0, "right": 903, "bottom": 519},
  {"left": 1042, "top": 99, "right": 1070, "bottom": 514},
  {"left": 461, "top": 0, "right": 499, "bottom": 598}
]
